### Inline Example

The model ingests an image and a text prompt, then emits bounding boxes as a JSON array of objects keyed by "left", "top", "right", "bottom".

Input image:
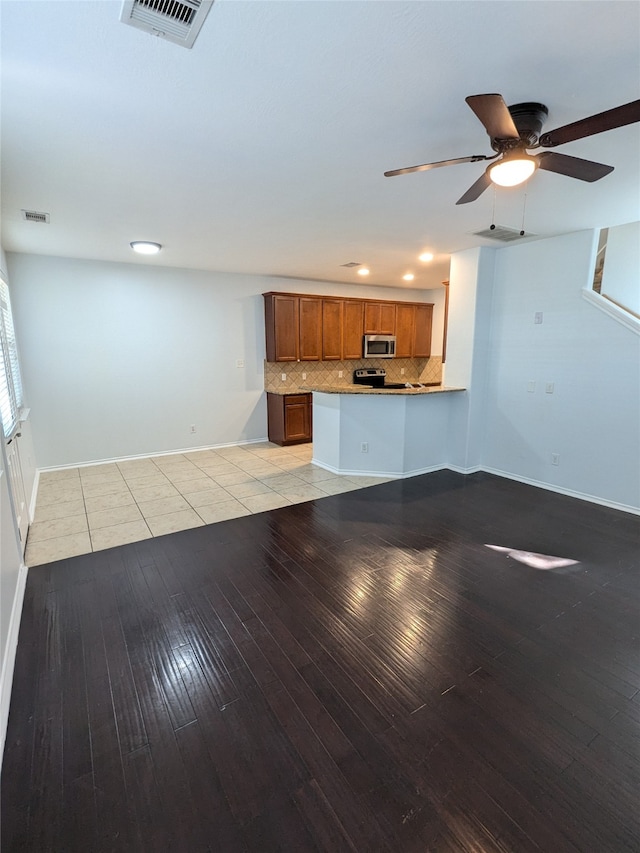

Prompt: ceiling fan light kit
[
  {"left": 487, "top": 152, "right": 537, "bottom": 187},
  {"left": 385, "top": 94, "right": 640, "bottom": 204}
]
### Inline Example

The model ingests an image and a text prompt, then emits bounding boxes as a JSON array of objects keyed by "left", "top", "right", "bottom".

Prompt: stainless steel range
[{"left": 353, "top": 368, "right": 409, "bottom": 389}]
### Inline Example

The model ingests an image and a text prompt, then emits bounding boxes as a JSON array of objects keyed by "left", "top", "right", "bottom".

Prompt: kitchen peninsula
[{"left": 306, "top": 383, "right": 465, "bottom": 478}]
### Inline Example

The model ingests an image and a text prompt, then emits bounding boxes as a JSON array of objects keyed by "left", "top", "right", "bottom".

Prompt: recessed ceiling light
[
  {"left": 130, "top": 241, "right": 162, "bottom": 255},
  {"left": 403, "top": 273, "right": 415, "bottom": 281},
  {"left": 419, "top": 252, "right": 434, "bottom": 262},
  {"left": 357, "top": 268, "right": 370, "bottom": 276}
]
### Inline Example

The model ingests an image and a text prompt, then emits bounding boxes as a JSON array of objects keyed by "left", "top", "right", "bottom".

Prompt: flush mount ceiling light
[
  {"left": 130, "top": 241, "right": 162, "bottom": 255},
  {"left": 357, "top": 268, "right": 370, "bottom": 276},
  {"left": 403, "top": 273, "right": 415, "bottom": 281},
  {"left": 487, "top": 151, "right": 538, "bottom": 187},
  {"left": 418, "top": 252, "right": 433, "bottom": 262}
]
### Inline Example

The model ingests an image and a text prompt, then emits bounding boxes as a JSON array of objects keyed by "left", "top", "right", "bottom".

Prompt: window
[{"left": 0, "top": 277, "right": 23, "bottom": 437}]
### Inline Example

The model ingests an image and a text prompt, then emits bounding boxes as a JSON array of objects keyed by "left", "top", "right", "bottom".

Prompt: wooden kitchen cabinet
[
  {"left": 394, "top": 303, "right": 416, "bottom": 358},
  {"left": 264, "top": 291, "right": 432, "bottom": 363},
  {"left": 364, "top": 301, "right": 396, "bottom": 335},
  {"left": 267, "top": 393, "right": 312, "bottom": 445},
  {"left": 264, "top": 293, "right": 321, "bottom": 362},
  {"left": 413, "top": 303, "right": 433, "bottom": 357},
  {"left": 322, "top": 299, "right": 343, "bottom": 360},
  {"left": 298, "top": 297, "right": 322, "bottom": 360},
  {"left": 395, "top": 302, "right": 433, "bottom": 358},
  {"left": 342, "top": 300, "right": 364, "bottom": 359},
  {"left": 264, "top": 294, "right": 299, "bottom": 362}
]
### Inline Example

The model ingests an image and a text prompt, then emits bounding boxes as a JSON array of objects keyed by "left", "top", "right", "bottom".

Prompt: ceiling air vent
[
  {"left": 340, "top": 262, "right": 362, "bottom": 268},
  {"left": 473, "top": 225, "right": 535, "bottom": 243},
  {"left": 21, "top": 210, "right": 50, "bottom": 224},
  {"left": 120, "top": 0, "right": 214, "bottom": 49}
]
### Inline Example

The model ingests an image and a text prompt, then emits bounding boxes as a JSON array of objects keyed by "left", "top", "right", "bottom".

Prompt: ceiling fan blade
[
  {"left": 536, "top": 151, "right": 614, "bottom": 182},
  {"left": 456, "top": 171, "right": 492, "bottom": 205},
  {"left": 384, "top": 154, "right": 491, "bottom": 177},
  {"left": 539, "top": 99, "right": 640, "bottom": 148},
  {"left": 465, "top": 94, "right": 519, "bottom": 140}
]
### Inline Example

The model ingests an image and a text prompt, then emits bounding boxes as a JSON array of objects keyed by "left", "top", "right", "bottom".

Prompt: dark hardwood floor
[{"left": 2, "top": 470, "right": 639, "bottom": 852}]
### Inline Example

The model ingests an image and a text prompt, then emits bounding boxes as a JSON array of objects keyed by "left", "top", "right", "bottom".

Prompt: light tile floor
[{"left": 26, "top": 442, "right": 390, "bottom": 566}]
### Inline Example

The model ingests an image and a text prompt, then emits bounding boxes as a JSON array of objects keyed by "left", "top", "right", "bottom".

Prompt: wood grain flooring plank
[{"left": 4, "top": 470, "right": 639, "bottom": 852}]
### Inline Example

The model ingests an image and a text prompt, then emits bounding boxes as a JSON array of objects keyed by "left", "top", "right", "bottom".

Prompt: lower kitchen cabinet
[{"left": 267, "top": 393, "right": 312, "bottom": 445}]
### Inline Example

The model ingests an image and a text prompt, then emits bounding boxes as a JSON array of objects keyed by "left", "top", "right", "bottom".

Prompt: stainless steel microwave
[{"left": 363, "top": 334, "right": 396, "bottom": 358}]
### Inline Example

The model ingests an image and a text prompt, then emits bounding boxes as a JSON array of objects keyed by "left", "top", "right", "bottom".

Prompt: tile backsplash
[{"left": 264, "top": 356, "right": 443, "bottom": 393}]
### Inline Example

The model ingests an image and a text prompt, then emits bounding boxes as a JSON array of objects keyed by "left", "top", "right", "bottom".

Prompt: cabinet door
[
  {"left": 364, "top": 302, "right": 396, "bottom": 334},
  {"left": 394, "top": 303, "right": 415, "bottom": 358},
  {"left": 299, "top": 297, "right": 322, "bottom": 361},
  {"left": 267, "top": 295, "right": 299, "bottom": 362},
  {"left": 322, "top": 299, "right": 343, "bottom": 360},
  {"left": 343, "top": 300, "right": 364, "bottom": 359},
  {"left": 413, "top": 303, "right": 433, "bottom": 357},
  {"left": 284, "top": 395, "right": 312, "bottom": 442}
]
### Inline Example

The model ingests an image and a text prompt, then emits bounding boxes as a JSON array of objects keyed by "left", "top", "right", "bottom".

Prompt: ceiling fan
[{"left": 384, "top": 94, "right": 640, "bottom": 204}]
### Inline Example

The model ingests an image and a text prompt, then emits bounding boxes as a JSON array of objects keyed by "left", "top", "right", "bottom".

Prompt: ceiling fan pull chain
[
  {"left": 520, "top": 190, "right": 528, "bottom": 236},
  {"left": 490, "top": 185, "right": 497, "bottom": 229}
]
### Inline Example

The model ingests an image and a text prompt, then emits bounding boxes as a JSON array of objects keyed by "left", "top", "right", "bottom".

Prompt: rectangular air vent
[
  {"left": 21, "top": 210, "right": 50, "bottom": 224},
  {"left": 120, "top": 0, "right": 214, "bottom": 49},
  {"left": 473, "top": 225, "right": 535, "bottom": 243}
]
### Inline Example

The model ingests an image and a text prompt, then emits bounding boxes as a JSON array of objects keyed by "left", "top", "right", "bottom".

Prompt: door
[
  {"left": 413, "top": 304, "right": 433, "bottom": 357},
  {"left": 299, "top": 298, "right": 322, "bottom": 361},
  {"left": 342, "top": 301, "right": 364, "bottom": 359},
  {"left": 5, "top": 432, "right": 28, "bottom": 552},
  {"left": 322, "top": 299, "right": 343, "bottom": 360},
  {"left": 395, "top": 303, "right": 415, "bottom": 358}
]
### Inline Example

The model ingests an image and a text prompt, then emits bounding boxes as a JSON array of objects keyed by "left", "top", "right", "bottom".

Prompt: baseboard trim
[
  {"left": 0, "top": 562, "right": 28, "bottom": 764},
  {"left": 310, "top": 460, "right": 449, "bottom": 480},
  {"left": 480, "top": 466, "right": 640, "bottom": 516},
  {"left": 37, "top": 437, "right": 272, "bottom": 474}
]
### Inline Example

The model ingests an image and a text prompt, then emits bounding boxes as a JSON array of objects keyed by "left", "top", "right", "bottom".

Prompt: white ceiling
[{"left": 2, "top": 1, "right": 639, "bottom": 290}]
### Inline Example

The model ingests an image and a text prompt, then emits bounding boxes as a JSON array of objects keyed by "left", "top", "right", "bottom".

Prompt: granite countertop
[
  {"left": 297, "top": 384, "right": 465, "bottom": 395},
  {"left": 265, "top": 384, "right": 466, "bottom": 396}
]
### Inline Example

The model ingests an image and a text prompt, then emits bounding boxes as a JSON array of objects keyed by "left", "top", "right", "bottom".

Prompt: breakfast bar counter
[{"left": 306, "top": 385, "right": 466, "bottom": 478}]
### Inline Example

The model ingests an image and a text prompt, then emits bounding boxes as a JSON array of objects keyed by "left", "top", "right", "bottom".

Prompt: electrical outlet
[
  {"left": 545, "top": 382, "right": 555, "bottom": 394},
  {"left": 551, "top": 453, "right": 560, "bottom": 466},
  {"left": 534, "top": 312, "right": 543, "bottom": 324},
  {"left": 235, "top": 359, "right": 245, "bottom": 369},
  {"left": 338, "top": 371, "right": 343, "bottom": 378},
  {"left": 190, "top": 424, "right": 196, "bottom": 434},
  {"left": 527, "top": 381, "right": 536, "bottom": 393},
  {"left": 281, "top": 373, "right": 286, "bottom": 381},
  {"left": 400, "top": 368, "right": 405, "bottom": 375},
  {"left": 360, "top": 442, "right": 368, "bottom": 453},
  {"left": 302, "top": 372, "right": 307, "bottom": 380}
]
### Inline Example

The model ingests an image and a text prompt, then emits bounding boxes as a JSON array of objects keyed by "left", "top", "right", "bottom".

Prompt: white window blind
[{"left": 0, "top": 277, "right": 23, "bottom": 438}]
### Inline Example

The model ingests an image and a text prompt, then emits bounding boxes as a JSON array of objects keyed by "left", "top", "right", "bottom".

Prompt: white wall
[
  {"left": 7, "top": 253, "right": 444, "bottom": 469},
  {"left": 481, "top": 230, "right": 640, "bottom": 512},
  {"left": 0, "top": 248, "right": 28, "bottom": 759},
  {"left": 600, "top": 221, "right": 640, "bottom": 315}
]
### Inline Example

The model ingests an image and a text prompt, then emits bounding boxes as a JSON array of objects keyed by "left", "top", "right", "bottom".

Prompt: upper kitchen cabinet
[
  {"left": 264, "top": 291, "right": 432, "bottom": 362},
  {"left": 342, "top": 300, "right": 365, "bottom": 360},
  {"left": 264, "top": 293, "right": 299, "bottom": 362},
  {"left": 364, "top": 301, "right": 396, "bottom": 335},
  {"left": 298, "top": 297, "right": 322, "bottom": 361},
  {"left": 264, "top": 293, "right": 321, "bottom": 362},
  {"left": 413, "top": 303, "right": 433, "bottom": 357},
  {"left": 395, "top": 302, "right": 433, "bottom": 358},
  {"left": 322, "top": 299, "right": 343, "bottom": 360}
]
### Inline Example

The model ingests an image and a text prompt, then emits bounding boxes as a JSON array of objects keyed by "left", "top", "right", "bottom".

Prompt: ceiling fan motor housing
[{"left": 490, "top": 102, "right": 549, "bottom": 150}]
